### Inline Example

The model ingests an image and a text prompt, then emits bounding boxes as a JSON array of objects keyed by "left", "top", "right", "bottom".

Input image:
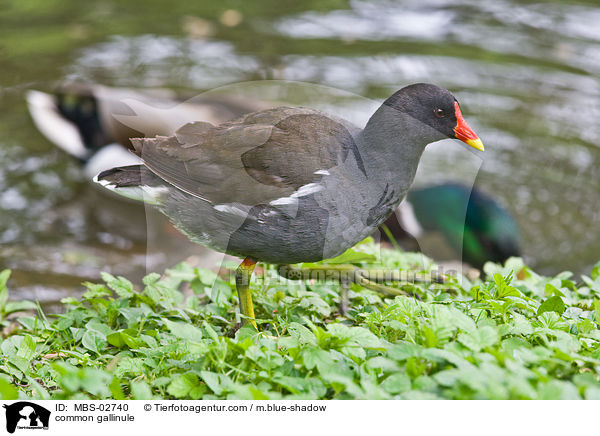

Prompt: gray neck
[{"left": 357, "top": 104, "right": 441, "bottom": 193}]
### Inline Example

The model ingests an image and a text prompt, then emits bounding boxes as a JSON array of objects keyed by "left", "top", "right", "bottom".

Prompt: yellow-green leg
[{"left": 235, "top": 257, "right": 258, "bottom": 329}]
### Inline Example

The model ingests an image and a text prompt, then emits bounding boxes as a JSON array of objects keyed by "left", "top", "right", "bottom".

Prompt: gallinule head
[
  {"left": 26, "top": 84, "right": 269, "bottom": 178},
  {"left": 95, "top": 83, "right": 484, "bottom": 328},
  {"left": 383, "top": 183, "right": 520, "bottom": 269}
]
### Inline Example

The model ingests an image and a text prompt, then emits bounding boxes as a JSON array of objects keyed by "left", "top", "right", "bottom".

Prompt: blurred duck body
[
  {"left": 26, "top": 84, "right": 272, "bottom": 178},
  {"left": 384, "top": 182, "right": 521, "bottom": 270}
]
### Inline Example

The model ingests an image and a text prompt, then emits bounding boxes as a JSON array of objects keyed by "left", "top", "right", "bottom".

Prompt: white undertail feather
[
  {"left": 93, "top": 173, "right": 167, "bottom": 205},
  {"left": 25, "top": 90, "right": 89, "bottom": 159},
  {"left": 213, "top": 203, "right": 250, "bottom": 218}
]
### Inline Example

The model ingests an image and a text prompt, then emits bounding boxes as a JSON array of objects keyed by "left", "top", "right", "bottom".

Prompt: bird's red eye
[{"left": 434, "top": 108, "right": 445, "bottom": 118}]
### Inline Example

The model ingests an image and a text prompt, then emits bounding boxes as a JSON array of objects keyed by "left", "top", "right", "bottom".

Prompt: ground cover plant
[{"left": 1, "top": 240, "right": 600, "bottom": 400}]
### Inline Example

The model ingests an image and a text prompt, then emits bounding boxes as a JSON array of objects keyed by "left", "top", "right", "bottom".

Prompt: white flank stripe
[
  {"left": 214, "top": 204, "right": 249, "bottom": 218},
  {"left": 269, "top": 196, "right": 298, "bottom": 207},
  {"left": 291, "top": 182, "right": 324, "bottom": 198}
]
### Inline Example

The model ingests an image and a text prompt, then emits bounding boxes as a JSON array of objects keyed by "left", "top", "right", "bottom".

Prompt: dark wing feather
[
  {"left": 131, "top": 107, "right": 360, "bottom": 206},
  {"left": 241, "top": 113, "right": 356, "bottom": 190}
]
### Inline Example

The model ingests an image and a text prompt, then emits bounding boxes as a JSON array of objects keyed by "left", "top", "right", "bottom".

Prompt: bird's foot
[{"left": 277, "top": 264, "right": 445, "bottom": 300}]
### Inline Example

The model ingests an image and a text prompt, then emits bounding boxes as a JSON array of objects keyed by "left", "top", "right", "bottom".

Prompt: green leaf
[
  {"left": 86, "top": 320, "right": 112, "bottom": 338},
  {"left": 537, "top": 381, "right": 580, "bottom": 400},
  {"left": 0, "top": 376, "right": 18, "bottom": 400},
  {"left": 447, "top": 307, "right": 477, "bottom": 333},
  {"left": 194, "top": 268, "right": 219, "bottom": 286},
  {"left": 164, "top": 320, "right": 203, "bottom": 342},
  {"left": 386, "top": 342, "right": 422, "bottom": 361},
  {"left": 143, "top": 273, "right": 161, "bottom": 286},
  {"left": 16, "top": 334, "right": 36, "bottom": 361},
  {"left": 509, "top": 313, "right": 533, "bottom": 336},
  {"left": 81, "top": 282, "right": 111, "bottom": 299},
  {"left": 366, "top": 356, "right": 399, "bottom": 372},
  {"left": 458, "top": 326, "right": 500, "bottom": 352},
  {"left": 327, "top": 324, "right": 382, "bottom": 348},
  {"left": 544, "top": 283, "right": 565, "bottom": 297},
  {"left": 115, "top": 357, "right": 145, "bottom": 378},
  {"left": 131, "top": 380, "right": 153, "bottom": 400},
  {"left": 118, "top": 307, "right": 144, "bottom": 325},
  {"left": 381, "top": 373, "right": 411, "bottom": 394},
  {"left": 302, "top": 347, "right": 333, "bottom": 373},
  {"left": 537, "top": 296, "right": 566, "bottom": 316},
  {"left": 493, "top": 273, "right": 521, "bottom": 298},
  {"left": 107, "top": 332, "right": 126, "bottom": 348},
  {"left": 167, "top": 373, "right": 200, "bottom": 399},
  {"left": 320, "top": 372, "right": 363, "bottom": 397},
  {"left": 288, "top": 322, "right": 317, "bottom": 345},
  {"left": 101, "top": 272, "right": 135, "bottom": 297},
  {"left": 206, "top": 282, "right": 232, "bottom": 306},
  {"left": 591, "top": 261, "right": 600, "bottom": 280},
  {"left": 433, "top": 369, "right": 459, "bottom": 387},
  {"left": 109, "top": 377, "right": 125, "bottom": 400},
  {"left": 82, "top": 330, "right": 106, "bottom": 354},
  {"left": 79, "top": 369, "right": 112, "bottom": 397},
  {"left": 107, "top": 331, "right": 142, "bottom": 349},
  {"left": 200, "top": 371, "right": 223, "bottom": 395},
  {"left": 273, "top": 376, "right": 325, "bottom": 396},
  {"left": 4, "top": 300, "right": 38, "bottom": 314},
  {"left": 202, "top": 321, "right": 220, "bottom": 342},
  {"left": 0, "top": 269, "right": 11, "bottom": 310}
]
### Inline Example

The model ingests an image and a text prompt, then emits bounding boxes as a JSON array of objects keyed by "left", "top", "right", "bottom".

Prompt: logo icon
[{"left": 2, "top": 402, "right": 50, "bottom": 433}]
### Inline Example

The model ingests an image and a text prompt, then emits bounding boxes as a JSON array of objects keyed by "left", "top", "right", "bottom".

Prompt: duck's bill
[{"left": 453, "top": 101, "right": 484, "bottom": 151}]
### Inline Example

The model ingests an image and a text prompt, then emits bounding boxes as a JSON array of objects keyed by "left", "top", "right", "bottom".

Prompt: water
[{"left": 1, "top": 0, "right": 599, "bottom": 306}]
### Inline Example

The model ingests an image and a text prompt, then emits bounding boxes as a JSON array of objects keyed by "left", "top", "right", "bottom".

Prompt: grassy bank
[{"left": 1, "top": 242, "right": 600, "bottom": 400}]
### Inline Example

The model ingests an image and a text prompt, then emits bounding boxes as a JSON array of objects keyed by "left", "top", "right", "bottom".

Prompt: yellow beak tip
[{"left": 465, "top": 138, "right": 485, "bottom": 151}]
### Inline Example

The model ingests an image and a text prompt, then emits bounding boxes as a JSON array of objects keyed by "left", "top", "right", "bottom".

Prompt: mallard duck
[
  {"left": 26, "top": 84, "right": 272, "bottom": 178},
  {"left": 383, "top": 182, "right": 520, "bottom": 269}
]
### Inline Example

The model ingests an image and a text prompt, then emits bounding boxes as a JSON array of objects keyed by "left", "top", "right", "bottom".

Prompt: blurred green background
[{"left": 1, "top": 0, "right": 599, "bottom": 306}]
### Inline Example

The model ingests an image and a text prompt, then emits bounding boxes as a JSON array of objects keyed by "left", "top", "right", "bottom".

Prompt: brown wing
[{"left": 131, "top": 107, "right": 361, "bottom": 206}]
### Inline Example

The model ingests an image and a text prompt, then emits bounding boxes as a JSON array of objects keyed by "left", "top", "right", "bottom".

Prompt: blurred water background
[{"left": 0, "top": 0, "right": 599, "bottom": 307}]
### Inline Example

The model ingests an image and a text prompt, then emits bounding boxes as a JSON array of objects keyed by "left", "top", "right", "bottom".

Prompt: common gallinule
[
  {"left": 382, "top": 183, "right": 520, "bottom": 269},
  {"left": 26, "top": 84, "right": 271, "bottom": 178},
  {"left": 94, "top": 83, "right": 484, "bottom": 328},
  {"left": 26, "top": 86, "right": 500, "bottom": 269}
]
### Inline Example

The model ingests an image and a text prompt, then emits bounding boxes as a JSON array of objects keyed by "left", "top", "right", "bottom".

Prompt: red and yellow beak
[{"left": 453, "top": 101, "right": 484, "bottom": 151}]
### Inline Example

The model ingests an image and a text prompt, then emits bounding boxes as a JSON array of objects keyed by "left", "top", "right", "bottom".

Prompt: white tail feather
[{"left": 93, "top": 173, "right": 166, "bottom": 205}]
